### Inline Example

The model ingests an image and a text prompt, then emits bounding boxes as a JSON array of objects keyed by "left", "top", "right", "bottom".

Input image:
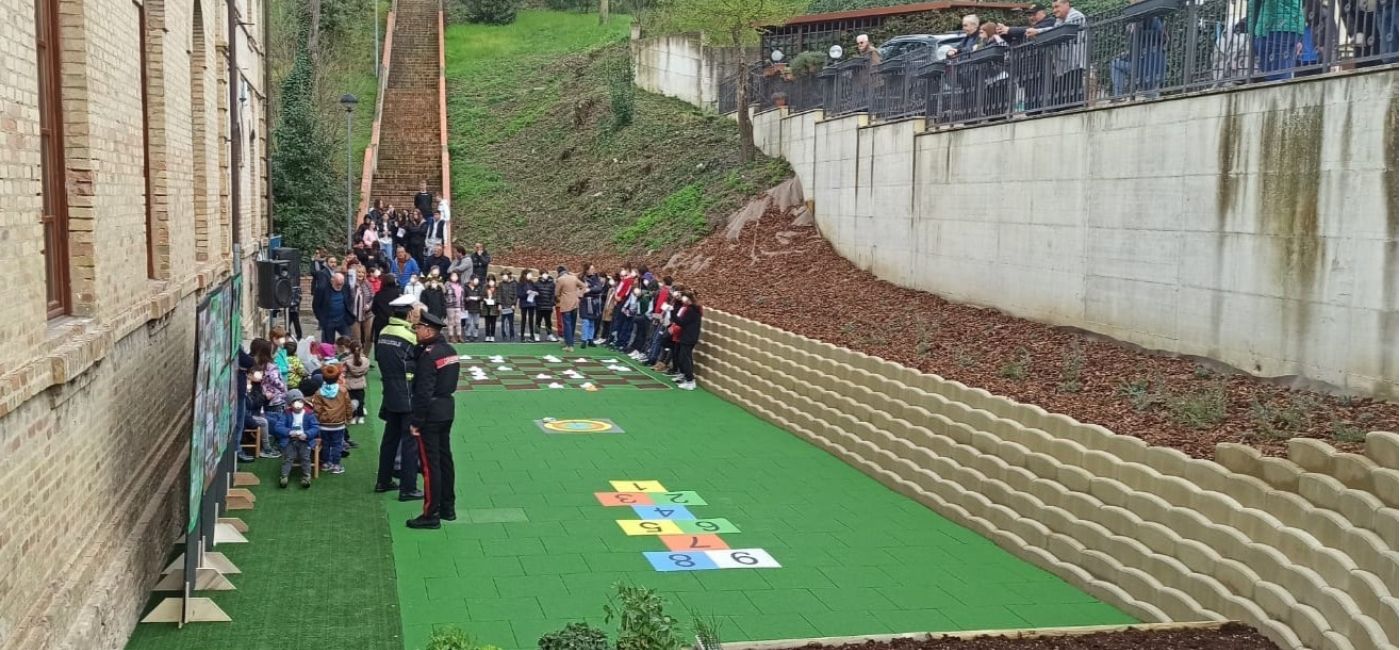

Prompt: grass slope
[{"left": 445, "top": 11, "right": 791, "bottom": 255}]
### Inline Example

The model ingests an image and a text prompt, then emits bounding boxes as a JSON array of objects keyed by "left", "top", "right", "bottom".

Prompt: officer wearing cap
[
  {"left": 375, "top": 293, "right": 422, "bottom": 500},
  {"left": 406, "top": 311, "right": 459, "bottom": 529}
]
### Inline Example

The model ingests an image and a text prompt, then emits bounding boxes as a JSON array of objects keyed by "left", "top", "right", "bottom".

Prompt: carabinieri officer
[{"left": 406, "top": 311, "right": 460, "bottom": 529}]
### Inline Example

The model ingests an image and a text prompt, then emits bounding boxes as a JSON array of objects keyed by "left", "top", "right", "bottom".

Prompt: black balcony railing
[{"left": 717, "top": 0, "right": 1398, "bottom": 125}]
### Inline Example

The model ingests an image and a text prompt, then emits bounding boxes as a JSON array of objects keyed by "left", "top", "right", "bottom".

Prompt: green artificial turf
[
  {"left": 125, "top": 342, "right": 1136, "bottom": 650},
  {"left": 124, "top": 396, "right": 404, "bottom": 650}
]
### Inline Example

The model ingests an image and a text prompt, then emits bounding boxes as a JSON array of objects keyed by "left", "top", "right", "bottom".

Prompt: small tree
[
  {"left": 653, "top": 0, "right": 806, "bottom": 162},
  {"left": 465, "top": 0, "right": 519, "bottom": 24}
]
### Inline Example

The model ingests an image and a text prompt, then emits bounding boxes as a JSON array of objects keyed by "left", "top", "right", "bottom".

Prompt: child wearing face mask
[
  {"left": 463, "top": 275, "right": 484, "bottom": 342},
  {"left": 421, "top": 269, "right": 447, "bottom": 320},
  {"left": 482, "top": 275, "right": 500, "bottom": 342},
  {"left": 270, "top": 389, "right": 320, "bottom": 488},
  {"left": 309, "top": 364, "right": 352, "bottom": 475},
  {"left": 405, "top": 274, "right": 425, "bottom": 302},
  {"left": 444, "top": 272, "right": 465, "bottom": 343}
]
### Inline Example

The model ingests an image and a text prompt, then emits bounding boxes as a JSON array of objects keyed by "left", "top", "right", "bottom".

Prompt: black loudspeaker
[
  {"left": 271, "top": 247, "right": 301, "bottom": 289},
  {"left": 256, "top": 259, "right": 293, "bottom": 309}
]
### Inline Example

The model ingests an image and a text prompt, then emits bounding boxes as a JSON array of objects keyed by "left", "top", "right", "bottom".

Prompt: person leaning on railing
[
  {"left": 999, "top": 3, "right": 1057, "bottom": 43},
  {"left": 1025, "top": 0, "right": 1088, "bottom": 108}
]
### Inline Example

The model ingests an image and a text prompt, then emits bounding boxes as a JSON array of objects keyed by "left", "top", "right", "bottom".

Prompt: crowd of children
[{"left": 241, "top": 326, "right": 375, "bottom": 486}]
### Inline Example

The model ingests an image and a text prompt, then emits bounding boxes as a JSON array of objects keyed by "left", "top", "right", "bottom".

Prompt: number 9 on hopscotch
[{"left": 643, "top": 548, "right": 780, "bottom": 572}]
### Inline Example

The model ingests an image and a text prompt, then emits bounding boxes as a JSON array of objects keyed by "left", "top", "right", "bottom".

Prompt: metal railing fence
[{"left": 718, "top": 0, "right": 1398, "bottom": 125}]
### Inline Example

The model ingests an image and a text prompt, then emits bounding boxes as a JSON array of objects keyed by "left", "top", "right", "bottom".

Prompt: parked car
[{"left": 877, "top": 33, "right": 964, "bottom": 62}]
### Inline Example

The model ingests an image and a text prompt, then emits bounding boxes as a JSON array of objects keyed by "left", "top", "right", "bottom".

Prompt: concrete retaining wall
[
  {"left": 743, "top": 70, "right": 1400, "bottom": 398},
  {"left": 695, "top": 308, "right": 1400, "bottom": 650},
  {"left": 631, "top": 33, "right": 739, "bottom": 112}
]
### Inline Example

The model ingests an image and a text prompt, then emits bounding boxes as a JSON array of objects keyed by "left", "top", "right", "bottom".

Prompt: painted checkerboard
[{"left": 454, "top": 355, "right": 670, "bottom": 392}]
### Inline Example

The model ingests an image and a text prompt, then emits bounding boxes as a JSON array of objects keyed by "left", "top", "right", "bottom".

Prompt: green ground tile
[
  {"left": 873, "top": 609, "right": 958, "bottom": 634},
  {"left": 675, "top": 591, "right": 760, "bottom": 617},
  {"left": 820, "top": 565, "right": 897, "bottom": 589},
  {"left": 457, "top": 620, "right": 516, "bottom": 650},
  {"left": 481, "top": 537, "right": 547, "bottom": 557},
  {"left": 466, "top": 507, "right": 530, "bottom": 523},
  {"left": 692, "top": 569, "right": 778, "bottom": 592},
  {"left": 744, "top": 589, "right": 829, "bottom": 616},
  {"left": 808, "top": 587, "right": 899, "bottom": 612},
  {"left": 520, "top": 553, "right": 592, "bottom": 575},
  {"left": 941, "top": 605, "right": 1030, "bottom": 631},
  {"left": 1009, "top": 603, "right": 1138, "bottom": 628},
  {"left": 537, "top": 593, "right": 604, "bottom": 619},
  {"left": 874, "top": 585, "right": 963, "bottom": 610},
  {"left": 465, "top": 597, "right": 544, "bottom": 621},
  {"left": 729, "top": 613, "right": 821, "bottom": 641},
  {"left": 757, "top": 567, "right": 838, "bottom": 590},
  {"left": 803, "top": 610, "right": 891, "bottom": 637},
  {"left": 494, "top": 574, "right": 569, "bottom": 599}
]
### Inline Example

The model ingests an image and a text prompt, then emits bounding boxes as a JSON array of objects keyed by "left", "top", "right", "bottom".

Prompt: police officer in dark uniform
[
  {"left": 375, "top": 294, "right": 422, "bottom": 500},
  {"left": 406, "top": 311, "right": 460, "bottom": 530}
]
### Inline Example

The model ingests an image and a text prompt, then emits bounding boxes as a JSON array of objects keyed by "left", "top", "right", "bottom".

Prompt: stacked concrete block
[{"left": 694, "top": 309, "right": 1399, "bottom": 650}]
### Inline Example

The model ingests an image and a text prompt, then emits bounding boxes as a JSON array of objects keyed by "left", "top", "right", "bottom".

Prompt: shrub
[
  {"left": 1058, "top": 340, "right": 1085, "bottom": 393},
  {"left": 1167, "top": 382, "right": 1228, "bottom": 429},
  {"left": 788, "top": 51, "right": 827, "bottom": 78},
  {"left": 426, "top": 626, "right": 476, "bottom": 650},
  {"left": 1117, "top": 375, "right": 1162, "bottom": 411},
  {"left": 1331, "top": 421, "right": 1367, "bottom": 443},
  {"left": 1250, "top": 395, "right": 1320, "bottom": 439},
  {"left": 998, "top": 347, "right": 1032, "bottom": 381},
  {"left": 465, "top": 0, "right": 520, "bottom": 24},
  {"left": 538, "top": 622, "right": 610, "bottom": 650},
  {"left": 604, "top": 583, "right": 684, "bottom": 650}
]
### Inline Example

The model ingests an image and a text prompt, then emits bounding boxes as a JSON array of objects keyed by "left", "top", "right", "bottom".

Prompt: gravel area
[{"left": 503, "top": 208, "right": 1396, "bottom": 458}]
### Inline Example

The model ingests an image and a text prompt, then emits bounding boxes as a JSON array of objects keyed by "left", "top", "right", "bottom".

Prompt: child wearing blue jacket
[{"left": 269, "top": 389, "right": 320, "bottom": 488}]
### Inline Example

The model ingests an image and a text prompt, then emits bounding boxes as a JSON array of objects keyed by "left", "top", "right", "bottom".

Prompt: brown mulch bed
[
  {"left": 778, "top": 623, "right": 1278, "bottom": 650},
  {"left": 501, "top": 208, "right": 1396, "bottom": 459}
]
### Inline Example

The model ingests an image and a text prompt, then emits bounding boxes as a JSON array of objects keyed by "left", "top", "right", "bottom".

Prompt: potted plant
[{"left": 789, "top": 51, "right": 828, "bottom": 80}]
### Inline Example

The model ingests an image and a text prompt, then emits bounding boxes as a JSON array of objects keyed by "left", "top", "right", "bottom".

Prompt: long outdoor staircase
[{"left": 374, "top": 0, "right": 443, "bottom": 212}]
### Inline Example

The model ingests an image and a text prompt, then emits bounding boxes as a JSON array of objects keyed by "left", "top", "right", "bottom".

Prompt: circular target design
[{"left": 543, "top": 419, "right": 614, "bottom": 433}]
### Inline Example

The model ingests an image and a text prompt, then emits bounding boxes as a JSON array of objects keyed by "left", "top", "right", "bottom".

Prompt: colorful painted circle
[{"left": 543, "top": 419, "right": 613, "bottom": 433}]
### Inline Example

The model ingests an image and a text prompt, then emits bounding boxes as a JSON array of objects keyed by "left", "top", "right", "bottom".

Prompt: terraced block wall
[{"left": 694, "top": 309, "right": 1400, "bottom": 650}]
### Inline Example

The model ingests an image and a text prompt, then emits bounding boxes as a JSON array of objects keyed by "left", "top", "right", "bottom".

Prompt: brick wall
[{"left": 0, "top": 0, "right": 268, "bottom": 646}]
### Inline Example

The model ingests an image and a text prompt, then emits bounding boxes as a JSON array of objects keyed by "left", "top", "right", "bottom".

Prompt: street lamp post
[{"left": 340, "top": 93, "right": 358, "bottom": 249}]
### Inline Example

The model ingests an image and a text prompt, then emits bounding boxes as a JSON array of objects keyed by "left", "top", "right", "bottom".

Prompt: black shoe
[
  {"left": 347, "top": 440, "right": 360, "bottom": 448},
  {"left": 301, "top": 476, "right": 312, "bottom": 488},
  {"left": 440, "top": 508, "right": 457, "bottom": 521},
  {"left": 279, "top": 476, "right": 289, "bottom": 488},
  {"left": 406, "top": 515, "right": 441, "bottom": 530},
  {"left": 374, "top": 482, "right": 399, "bottom": 493},
  {"left": 341, "top": 449, "right": 351, "bottom": 458},
  {"left": 399, "top": 490, "right": 424, "bottom": 502}
]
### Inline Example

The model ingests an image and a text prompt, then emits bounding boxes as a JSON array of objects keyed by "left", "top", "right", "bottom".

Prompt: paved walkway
[{"left": 388, "top": 344, "right": 1134, "bottom": 649}]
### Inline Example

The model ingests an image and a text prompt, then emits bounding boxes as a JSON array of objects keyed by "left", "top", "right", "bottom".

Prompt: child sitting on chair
[
  {"left": 309, "top": 364, "right": 352, "bottom": 475},
  {"left": 270, "top": 389, "right": 320, "bottom": 488}
]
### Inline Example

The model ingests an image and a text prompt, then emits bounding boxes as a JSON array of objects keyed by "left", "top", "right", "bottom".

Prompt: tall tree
[
  {"left": 270, "top": 47, "right": 342, "bottom": 252},
  {"left": 654, "top": 0, "right": 805, "bottom": 162},
  {"left": 307, "top": 0, "right": 322, "bottom": 60}
]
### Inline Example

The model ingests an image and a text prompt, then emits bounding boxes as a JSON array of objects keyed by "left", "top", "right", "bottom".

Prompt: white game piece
[
  {"left": 547, "top": 382, "right": 564, "bottom": 389},
  {"left": 535, "top": 374, "right": 552, "bottom": 379},
  {"left": 580, "top": 382, "right": 595, "bottom": 390},
  {"left": 706, "top": 549, "right": 781, "bottom": 569},
  {"left": 574, "top": 358, "right": 589, "bottom": 363},
  {"left": 601, "top": 358, "right": 618, "bottom": 363},
  {"left": 498, "top": 366, "right": 512, "bottom": 371}
]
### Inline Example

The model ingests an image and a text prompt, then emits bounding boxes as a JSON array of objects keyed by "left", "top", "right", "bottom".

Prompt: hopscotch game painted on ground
[
  {"left": 456, "top": 354, "right": 669, "bottom": 392},
  {"left": 595, "top": 480, "right": 781, "bottom": 572}
]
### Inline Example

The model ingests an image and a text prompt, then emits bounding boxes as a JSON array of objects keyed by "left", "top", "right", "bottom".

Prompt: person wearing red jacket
[{"left": 608, "top": 263, "right": 637, "bottom": 348}]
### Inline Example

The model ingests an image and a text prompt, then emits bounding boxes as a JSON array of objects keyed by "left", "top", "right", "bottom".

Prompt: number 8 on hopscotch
[{"left": 644, "top": 549, "right": 780, "bottom": 572}]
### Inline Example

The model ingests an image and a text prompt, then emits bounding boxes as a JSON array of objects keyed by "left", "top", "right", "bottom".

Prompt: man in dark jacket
[
  {"left": 375, "top": 294, "right": 422, "bottom": 500},
  {"left": 497, "top": 271, "right": 518, "bottom": 342},
  {"left": 470, "top": 243, "right": 491, "bottom": 283},
  {"left": 404, "top": 215, "right": 429, "bottom": 270},
  {"left": 1001, "top": 4, "right": 1056, "bottom": 42},
  {"left": 314, "top": 272, "right": 358, "bottom": 344},
  {"left": 424, "top": 245, "right": 451, "bottom": 280},
  {"left": 405, "top": 311, "right": 460, "bottom": 529},
  {"left": 415, "top": 181, "right": 435, "bottom": 221}
]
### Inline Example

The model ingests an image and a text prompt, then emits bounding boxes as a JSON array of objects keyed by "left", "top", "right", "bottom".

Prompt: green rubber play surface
[
  {"left": 388, "top": 344, "right": 1135, "bottom": 649},
  {"left": 127, "top": 342, "right": 1135, "bottom": 650}
]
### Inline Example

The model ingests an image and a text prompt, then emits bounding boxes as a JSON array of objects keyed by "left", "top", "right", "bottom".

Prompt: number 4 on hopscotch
[{"left": 644, "top": 549, "right": 781, "bottom": 572}]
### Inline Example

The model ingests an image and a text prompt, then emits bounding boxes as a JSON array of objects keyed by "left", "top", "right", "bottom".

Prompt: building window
[{"left": 35, "top": 0, "right": 69, "bottom": 317}]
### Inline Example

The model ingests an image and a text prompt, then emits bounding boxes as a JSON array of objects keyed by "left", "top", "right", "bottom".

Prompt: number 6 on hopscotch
[{"left": 643, "top": 548, "right": 780, "bottom": 572}]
